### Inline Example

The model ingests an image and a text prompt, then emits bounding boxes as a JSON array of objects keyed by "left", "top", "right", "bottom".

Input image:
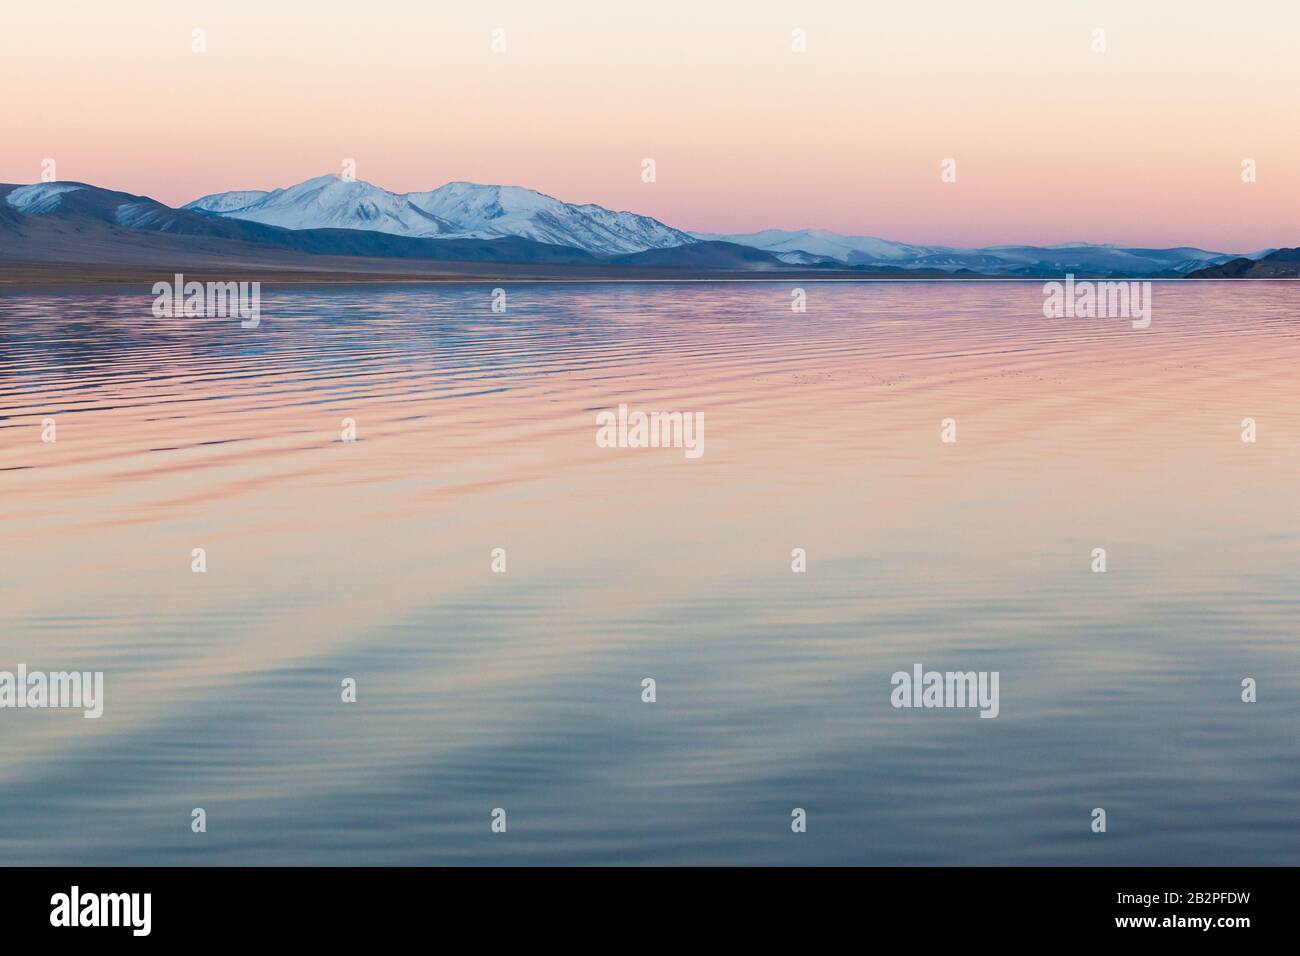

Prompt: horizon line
[{"left": 3, "top": 176, "right": 1270, "bottom": 257}]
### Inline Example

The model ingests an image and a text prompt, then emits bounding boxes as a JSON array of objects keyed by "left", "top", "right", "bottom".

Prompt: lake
[{"left": 1, "top": 280, "right": 1297, "bottom": 864}]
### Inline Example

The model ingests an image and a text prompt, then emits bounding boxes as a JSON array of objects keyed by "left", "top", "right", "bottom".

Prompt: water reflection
[{"left": 1, "top": 282, "right": 1297, "bottom": 864}]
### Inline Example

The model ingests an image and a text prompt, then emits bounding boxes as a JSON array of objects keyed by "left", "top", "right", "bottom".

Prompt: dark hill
[{"left": 1187, "top": 248, "right": 1300, "bottom": 278}]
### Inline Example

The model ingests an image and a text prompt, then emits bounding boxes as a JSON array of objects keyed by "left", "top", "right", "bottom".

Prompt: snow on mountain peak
[
  {"left": 690, "top": 228, "right": 934, "bottom": 263},
  {"left": 189, "top": 174, "right": 452, "bottom": 237},
  {"left": 185, "top": 175, "right": 693, "bottom": 254},
  {"left": 5, "top": 182, "right": 84, "bottom": 213},
  {"left": 185, "top": 189, "right": 270, "bottom": 214}
]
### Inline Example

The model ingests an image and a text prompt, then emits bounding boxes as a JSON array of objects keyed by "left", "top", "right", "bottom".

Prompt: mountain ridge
[
  {"left": 1185, "top": 248, "right": 1300, "bottom": 278},
  {"left": 693, "top": 227, "right": 1244, "bottom": 276},
  {"left": 0, "top": 181, "right": 790, "bottom": 274},
  {"left": 1, "top": 177, "right": 1286, "bottom": 279},
  {"left": 186, "top": 174, "right": 695, "bottom": 255}
]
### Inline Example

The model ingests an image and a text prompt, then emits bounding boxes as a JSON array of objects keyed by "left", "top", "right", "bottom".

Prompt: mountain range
[
  {"left": 1, "top": 174, "right": 1288, "bottom": 279},
  {"left": 185, "top": 175, "right": 694, "bottom": 254},
  {"left": 690, "top": 228, "right": 1254, "bottom": 276}
]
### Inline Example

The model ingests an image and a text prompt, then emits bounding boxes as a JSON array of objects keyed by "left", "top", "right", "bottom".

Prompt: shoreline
[{"left": 2, "top": 261, "right": 1290, "bottom": 290}]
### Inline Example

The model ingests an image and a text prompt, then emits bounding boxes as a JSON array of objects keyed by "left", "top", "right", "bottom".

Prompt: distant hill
[
  {"left": 693, "top": 227, "right": 1241, "bottom": 276},
  {"left": 608, "top": 240, "right": 786, "bottom": 269},
  {"left": 1186, "top": 248, "right": 1300, "bottom": 278}
]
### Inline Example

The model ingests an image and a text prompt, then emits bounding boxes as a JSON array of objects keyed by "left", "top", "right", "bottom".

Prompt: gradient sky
[{"left": 3, "top": 0, "right": 1297, "bottom": 250}]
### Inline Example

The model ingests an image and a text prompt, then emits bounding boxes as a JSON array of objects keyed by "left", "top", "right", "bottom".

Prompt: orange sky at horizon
[{"left": 2, "top": 0, "right": 1297, "bottom": 252}]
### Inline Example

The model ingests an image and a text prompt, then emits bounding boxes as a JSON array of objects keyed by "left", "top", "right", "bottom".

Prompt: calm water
[{"left": 1, "top": 281, "right": 1298, "bottom": 865}]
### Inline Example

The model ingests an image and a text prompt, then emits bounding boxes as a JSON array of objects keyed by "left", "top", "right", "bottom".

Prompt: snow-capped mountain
[
  {"left": 690, "top": 228, "right": 936, "bottom": 264},
  {"left": 186, "top": 174, "right": 695, "bottom": 255},
  {"left": 404, "top": 181, "right": 694, "bottom": 255},
  {"left": 693, "top": 227, "right": 1240, "bottom": 275},
  {"left": 0, "top": 179, "right": 789, "bottom": 271},
  {"left": 187, "top": 176, "right": 455, "bottom": 237},
  {"left": 6, "top": 175, "right": 1251, "bottom": 277},
  {"left": 5, "top": 182, "right": 85, "bottom": 214},
  {"left": 960, "top": 243, "right": 1239, "bottom": 276},
  {"left": 186, "top": 190, "right": 270, "bottom": 214}
]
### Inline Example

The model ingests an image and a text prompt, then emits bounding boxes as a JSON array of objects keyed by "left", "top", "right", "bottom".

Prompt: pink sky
[{"left": 3, "top": 1, "right": 1297, "bottom": 251}]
